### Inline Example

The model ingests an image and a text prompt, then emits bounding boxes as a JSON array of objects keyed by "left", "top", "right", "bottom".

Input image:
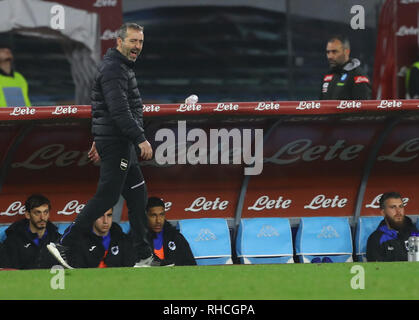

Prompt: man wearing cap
[{"left": 0, "top": 42, "right": 31, "bottom": 107}]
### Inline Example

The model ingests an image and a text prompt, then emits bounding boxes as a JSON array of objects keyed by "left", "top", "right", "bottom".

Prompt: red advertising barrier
[{"left": 0, "top": 99, "right": 418, "bottom": 225}]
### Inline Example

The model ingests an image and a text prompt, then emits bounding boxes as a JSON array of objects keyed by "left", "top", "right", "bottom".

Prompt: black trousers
[{"left": 61, "top": 139, "right": 151, "bottom": 260}]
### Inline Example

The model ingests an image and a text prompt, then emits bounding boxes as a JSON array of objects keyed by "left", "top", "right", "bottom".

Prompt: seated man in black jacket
[
  {"left": 146, "top": 197, "right": 196, "bottom": 266},
  {"left": 367, "top": 192, "right": 418, "bottom": 262},
  {"left": 3, "top": 194, "right": 61, "bottom": 269},
  {"left": 68, "top": 208, "right": 135, "bottom": 268}
]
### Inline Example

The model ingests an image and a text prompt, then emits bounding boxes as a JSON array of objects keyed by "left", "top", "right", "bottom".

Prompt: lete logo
[
  {"left": 0, "top": 200, "right": 85, "bottom": 216},
  {"left": 9, "top": 107, "right": 35, "bottom": 116}
]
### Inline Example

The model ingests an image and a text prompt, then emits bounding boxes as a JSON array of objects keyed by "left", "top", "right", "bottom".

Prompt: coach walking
[{"left": 48, "top": 23, "right": 155, "bottom": 268}]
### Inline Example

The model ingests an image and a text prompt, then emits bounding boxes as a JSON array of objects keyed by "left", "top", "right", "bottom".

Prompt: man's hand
[
  {"left": 138, "top": 140, "right": 153, "bottom": 160},
  {"left": 88, "top": 141, "right": 101, "bottom": 164}
]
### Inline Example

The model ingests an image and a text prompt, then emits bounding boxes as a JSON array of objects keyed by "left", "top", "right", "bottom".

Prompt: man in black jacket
[
  {"left": 3, "top": 194, "right": 61, "bottom": 269},
  {"left": 68, "top": 208, "right": 135, "bottom": 268},
  {"left": 366, "top": 192, "right": 418, "bottom": 262},
  {"left": 146, "top": 197, "right": 196, "bottom": 266},
  {"left": 320, "top": 35, "right": 371, "bottom": 100},
  {"left": 48, "top": 23, "right": 154, "bottom": 268}
]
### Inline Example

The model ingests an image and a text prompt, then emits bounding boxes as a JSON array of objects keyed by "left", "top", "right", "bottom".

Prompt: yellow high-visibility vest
[
  {"left": 405, "top": 61, "right": 419, "bottom": 94},
  {"left": 0, "top": 71, "right": 31, "bottom": 107}
]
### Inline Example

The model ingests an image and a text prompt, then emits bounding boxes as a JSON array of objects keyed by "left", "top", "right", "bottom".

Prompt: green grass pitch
[{"left": 1, "top": 262, "right": 418, "bottom": 300}]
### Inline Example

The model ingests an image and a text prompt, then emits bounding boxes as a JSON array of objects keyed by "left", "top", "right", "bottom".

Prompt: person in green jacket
[
  {"left": 0, "top": 42, "right": 31, "bottom": 107},
  {"left": 405, "top": 60, "right": 419, "bottom": 99}
]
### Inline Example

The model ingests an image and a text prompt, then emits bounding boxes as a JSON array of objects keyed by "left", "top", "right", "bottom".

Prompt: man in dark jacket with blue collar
[
  {"left": 3, "top": 194, "right": 60, "bottom": 269},
  {"left": 68, "top": 208, "right": 135, "bottom": 268},
  {"left": 146, "top": 197, "right": 196, "bottom": 266},
  {"left": 48, "top": 23, "right": 154, "bottom": 268},
  {"left": 367, "top": 192, "right": 418, "bottom": 262}
]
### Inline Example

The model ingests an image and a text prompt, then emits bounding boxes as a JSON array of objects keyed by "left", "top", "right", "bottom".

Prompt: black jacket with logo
[
  {"left": 320, "top": 58, "right": 372, "bottom": 100},
  {"left": 3, "top": 219, "right": 61, "bottom": 269},
  {"left": 90, "top": 47, "right": 146, "bottom": 146},
  {"left": 148, "top": 221, "right": 196, "bottom": 266},
  {"left": 366, "top": 217, "right": 418, "bottom": 262},
  {"left": 69, "top": 223, "right": 136, "bottom": 268}
]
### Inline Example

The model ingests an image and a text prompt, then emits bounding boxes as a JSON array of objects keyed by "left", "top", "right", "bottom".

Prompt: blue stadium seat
[
  {"left": 355, "top": 216, "right": 383, "bottom": 262},
  {"left": 236, "top": 218, "right": 294, "bottom": 264},
  {"left": 119, "top": 221, "right": 131, "bottom": 234},
  {"left": 56, "top": 222, "right": 72, "bottom": 235},
  {"left": 178, "top": 218, "right": 232, "bottom": 265},
  {"left": 0, "top": 225, "right": 9, "bottom": 243},
  {"left": 295, "top": 217, "right": 353, "bottom": 263}
]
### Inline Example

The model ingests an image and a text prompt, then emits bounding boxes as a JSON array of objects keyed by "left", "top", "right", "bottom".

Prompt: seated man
[
  {"left": 146, "top": 197, "right": 196, "bottom": 266},
  {"left": 367, "top": 192, "right": 418, "bottom": 262},
  {"left": 3, "top": 194, "right": 61, "bottom": 269},
  {"left": 68, "top": 208, "right": 135, "bottom": 268}
]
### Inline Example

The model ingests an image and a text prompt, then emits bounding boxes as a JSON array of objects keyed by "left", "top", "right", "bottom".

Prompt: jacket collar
[{"left": 106, "top": 47, "right": 135, "bottom": 68}]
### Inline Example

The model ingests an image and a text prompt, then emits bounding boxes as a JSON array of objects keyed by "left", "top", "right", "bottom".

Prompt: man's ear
[
  {"left": 116, "top": 37, "right": 123, "bottom": 48},
  {"left": 24, "top": 211, "right": 30, "bottom": 220},
  {"left": 345, "top": 48, "right": 350, "bottom": 60}
]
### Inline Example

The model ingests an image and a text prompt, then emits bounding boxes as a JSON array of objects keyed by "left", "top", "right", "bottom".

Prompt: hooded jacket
[
  {"left": 90, "top": 47, "right": 146, "bottom": 146},
  {"left": 148, "top": 221, "right": 196, "bottom": 266},
  {"left": 69, "top": 223, "right": 136, "bottom": 268},
  {"left": 320, "top": 58, "right": 372, "bottom": 100},
  {"left": 3, "top": 219, "right": 61, "bottom": 269},
  {"left": 366, "top": 216, "right": 418, "bottom": 262}
]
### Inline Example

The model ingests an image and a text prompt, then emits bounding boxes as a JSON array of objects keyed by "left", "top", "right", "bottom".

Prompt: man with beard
[
  {"left": 68, "top": 208, "right": 136, "bottom": 268},
  {"left": 0, "top": 40, "right": 31, "bottom": 107},
  {"left": 47, "top": 23, "right": 155, "bottom": 268},
  {"left": 3, "top": 194, "right": 60, "bottom": 269},
  {"left": 320, "top": 35, "right": 371, "bottom": 100},
  {"left": 366, "top": 192, "right": 418, "bottom": 262}
]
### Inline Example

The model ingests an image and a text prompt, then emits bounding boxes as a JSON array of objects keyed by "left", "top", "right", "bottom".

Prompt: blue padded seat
[
  {"left": 355, "top": 216, "right": 383, "bottom": 262},
  {"left": 119, "top": 221, "right": 131, "bottom": 234},
  {"left": 0, "top": 225, "right": 9, "bottom": 243},
  {"left": 236, "top": 218, "right": 294, "bottom": 264},
  {"left": 178, "top": 218, "right": 232, "bottom": 265},
  {"left": 56, "top": 222, "right": 72, "bottom": 236},
  {"left": 295, "top": 217, "right": 353, "bottom": 263}
]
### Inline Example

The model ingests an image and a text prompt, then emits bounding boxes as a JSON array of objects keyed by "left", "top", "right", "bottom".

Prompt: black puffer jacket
[
  {"left": 3, "top": 219, "right": 61, "bottom": 269},
  {"left": 90, "top": 48, "right": 146, "bottom": 145}
]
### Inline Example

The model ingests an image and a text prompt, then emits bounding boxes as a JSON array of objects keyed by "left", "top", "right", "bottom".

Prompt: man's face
[
  {"left": 381, "top": 197, "right": 405, "bottom": 230},
  {"left": 117, "top": 28, "right": 144, "bottom": 62},
  {"left": 93, "top": 208, "right": 113, "bottom": 236},
  {"left": 0, "top": 48, "right": 13, "bottom": 63},
  {"left": 147, "top": 206, "right": 165, "bottom": 233},
  {"left": 326, "top": 40, "right": 349, "bottom": 68},
  {"left": 25, "top": 204, "right": 49, "bottom": 231}
]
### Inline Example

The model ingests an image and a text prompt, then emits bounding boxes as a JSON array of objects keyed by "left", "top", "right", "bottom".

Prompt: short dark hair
[
  {"left": 328, "top": 35, "right": 350, "bottom": 50},
  {"left": 117, "top": 23, "right": 144, "bottom": 41},
  {"left": 25, "top": 194, "right": 51, "bottom": 212},
  {"left": 379, "top": 192, "right": 402, "bottom": 209},
  {"left": 146, "top": 197, "right": 165, "bottom": 211}
]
